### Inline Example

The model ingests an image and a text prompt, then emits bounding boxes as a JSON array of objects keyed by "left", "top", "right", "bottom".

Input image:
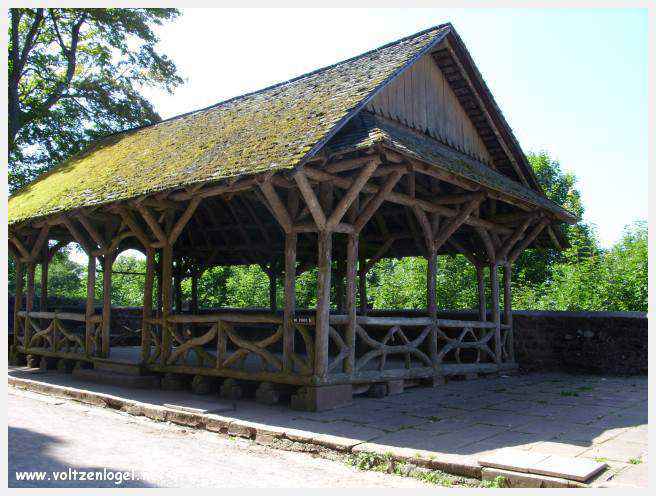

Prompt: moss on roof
[
  {"left": 327, "top": 111, "right": 577, "bottom": 223},
  {"left": 8, "top": 25, "right": 450, "bottom": 225}
]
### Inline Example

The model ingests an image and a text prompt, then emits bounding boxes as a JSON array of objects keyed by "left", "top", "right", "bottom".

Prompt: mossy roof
[
  {"left": 327, "top": 111, "right": 577, "bottom": 223},
  {"left": 8, "top": 25, "right": 451, "bottom": 226}
]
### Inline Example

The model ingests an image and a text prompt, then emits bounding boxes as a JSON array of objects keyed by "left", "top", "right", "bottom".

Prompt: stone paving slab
[{"left": 7, "top": 367, "right": 648, "bottom": 487}]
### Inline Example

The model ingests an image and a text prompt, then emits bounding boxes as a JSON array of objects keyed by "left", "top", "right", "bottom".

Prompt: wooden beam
[
  {"left": 496, "top": 215, "right": 535, "bottom": 262},
  {"left": 508, "top": 218, "right": 550, "bottom": 263},
  {"left": 326, "top": 159, "right": 379, "bottom": 229},
  {"left": 114, "top": 206, "right": 152, "bottom": 249},
  {"left": 160, "top": 244, "right": 173, "bottom": 363},
  {"left": 364, "top": 238, "right": 395, "bottom": 273},
  {"left": 413, "top": 206, "right": 434, "bottom": 253},
  {"left": 9, "top": 236, "right": 30, "bottom": 261},
  {"left": 305, "top": 166, "right": 510, "bottom": 234},
  {"left": 77, "top": 214, "right": 105, "bottom": 251},
  {"left": 503, "top": 262, "right": 514, "bottom": 362},
  {"left": 59, "top": 216, "right": 92, "bottom": 254},
  {"left": 354, "top": 171, "right": 403, "bottom": 232},
  {"left": 294, "top": 170, "right": 327, "bottom": 231},
  {"left": 30, "top": 225, "right": 50, "bottom": 260},
  {"left": 325, "top": 155, "right": 376, "bottom": 174},
  {"left": 475, "top": 226, "right": 496, "bottom": 263},
  {"left": 258, "top": 180, "right": 293, "bottom": 234},
  {"left": 169, "top": 196, "right": 202, "bottom": 245},
  {"left": 134, "top": 203, "right": 168, "bottom": 245},
  {"left": 432, "top": 195, "right": 484, "bottom": 252}
]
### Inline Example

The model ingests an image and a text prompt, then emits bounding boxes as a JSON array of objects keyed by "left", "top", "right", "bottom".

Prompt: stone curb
[{"left": 7, "top": 375, "right": 590, "bottom": 487}]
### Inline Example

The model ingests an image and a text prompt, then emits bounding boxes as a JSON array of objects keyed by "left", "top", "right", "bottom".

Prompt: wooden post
[
  {"left": 13, "top": 260, "right": 24, "bottom": 347},
  {"left": 85, "top": 255, "right": 96, "bottom": 356},
  {"left": 268, "top": 265, "right": 277, "bottom": 312},
  {"left": 40, "top": 244, "right": 49, "bottom": 336},
  {"left": 489, "top": 262, "right": 501, "bottom": 364},
  {"left": 426, "top": 249, "right": 438, "bottom": 366},
  {"left": 40, "top": 244, "right": 48, "bottom": 312},
  {"left": 476, "top": 264, "right": 486, "bottom": 322},
  {"left": 314, "top": 230, "right": 332, "bottom": 378},
  {"left": 358, "top": 253, "right": 367, "bottom": 315},
  {"left": 503, "top": 262, "right": 514, "bottom": 363},
  {"left": 283, "top": 233, "right": 297, "bottom": 372},
  {"left": 156, "top": 254, "right": 163, "bottom": 318},
  {"left": 141, "top": 248, "right": 155, "bottom": 362},
  {"left": 335, "top": 258, "right": 346, "bottom": 313},
  {"left": 160, "top": 244, "right": 173, "bottom": 364},
  {"left": 101, "top": 252, "right": 114, "bottom": 358},
  {"left": 24, "top": 262, "right": 36, "bottom": 347},
  {"left": 345, "top": 232, "right": 358, "bottom": 374}
]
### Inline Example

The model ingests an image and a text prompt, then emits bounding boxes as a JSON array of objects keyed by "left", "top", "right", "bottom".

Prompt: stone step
[
  {"left": 72, "top": 368, "right": 160, "bottom": 389},
  {"left": 93, "top": 359, "right": 144, "bottom": 376}
]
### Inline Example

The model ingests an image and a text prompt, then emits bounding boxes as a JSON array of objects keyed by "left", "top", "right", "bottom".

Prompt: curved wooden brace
[
  {"left": 221, "top": 323, "right": 283, "bottom": 372},
  {"left": 167, "top": 323, "right": 218, "bottom": 365},
  {"left": 355, "top": 324, "right": 432, "bottom": 372}
]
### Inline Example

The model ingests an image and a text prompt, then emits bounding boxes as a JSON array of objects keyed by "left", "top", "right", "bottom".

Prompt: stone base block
[
  {"left": 386, "top": 379, "right": 404, "bottom": 395},
  {"left": 220, "top": 379, "right": 243, "bottom": 400},
  {"left": 367, "top": 383, "right": 387, "bottom": 398},
  {"left": 56, "top": 359, "right": 75, "bottom": 374},
  {"left": 464, "top": 372, "right": 479, "bottom": 380},
  {"left": 420, "top": 375, "right": 446, "bottom": 387},
  {"left": 161, "top": 373, "right": 189, "bottom": 391},
  {"left": 291, "top": 385, "right": 353, "bottom": 412},
  {"left": 255, "top": 382, "right": 286, "bottom": 405},
  {"left": 26, "top": 354, "right": 40, "bottom": 368},
  {"left": 191, "top": 375, "right": 215, "bottom": 395},
  {"left": 39, "top": 356, "right": 57, "bottom": 371}
]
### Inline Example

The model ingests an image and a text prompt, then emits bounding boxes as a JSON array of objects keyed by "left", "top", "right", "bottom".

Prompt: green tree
[{"left": 8, "top": 8, "right": 182, "bottom": 190}]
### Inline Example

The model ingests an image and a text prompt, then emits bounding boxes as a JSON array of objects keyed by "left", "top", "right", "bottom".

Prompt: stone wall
[
  {"left": 512, "top": 311, "right": 647, "bottom": 375},
  {"left": 8, "top": 297, "right": 646, "bottom": 375}
]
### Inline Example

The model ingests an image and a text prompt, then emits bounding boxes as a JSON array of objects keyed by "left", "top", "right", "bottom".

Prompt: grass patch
[
  {"left": 560, "top": 390, "right": 579, "bottom": 397},
  {"left": 629, "top": 458, "right": 642, "bottom": 465},
  {"left": 594, "top": 457, "right": 608, "bottom": 463},
  {"left": 577, "top": 386, "right": 595, "bottom": 392},
  {"left": 345, "top": 451, "right": 501, "bottom": 487}
]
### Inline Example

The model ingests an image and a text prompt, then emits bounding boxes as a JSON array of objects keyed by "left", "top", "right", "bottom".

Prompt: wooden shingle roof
[{"left": 8, "top": 25, "right": 451, "bottom": 225}]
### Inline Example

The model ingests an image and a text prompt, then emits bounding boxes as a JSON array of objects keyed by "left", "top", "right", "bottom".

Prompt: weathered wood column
[
  {"left": 503, "top": 263, "right": 514, "bottom": 363},
  {"left": 314, "top": 230, "right": 333, "bottom": 378},
  {"left": 13, "top": 260, "right": 24, "bottom": 347},
  {"left": 101, "top": 252, "right": 115, "bottom": 358},
  {"left": 489, "top": 262, "right": 501, "bottom": 364},
  {"left": 476, "top": 264, "right": 486, "bottom": 321},
  {"left": 40, "top": 244, "right": 48, "bottom": 312},
  {"left": 426, "top": 248, "right": 439, "bottom": 365},
  {"left": 24, "top": 262, "right": 36, "bottom": 347},
  {"left": 344, "top": 233, "right": 358, "bottom": 374},
  {"left": 160, "top": 244, "right": 173, "bottom": 364},
  {"left": 283, "top": 233, "right": 297, "bottom": 372},
  {"left": 85, "top": 255, "right": 96, "bottom": 356},
  {"left": 141, "top": 248, "right": 155, "bottom": 362}
]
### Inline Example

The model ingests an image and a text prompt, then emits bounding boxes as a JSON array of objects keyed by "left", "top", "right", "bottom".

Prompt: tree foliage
[{"left": 8, "top": 8, "right": 182, "bottom": 190}]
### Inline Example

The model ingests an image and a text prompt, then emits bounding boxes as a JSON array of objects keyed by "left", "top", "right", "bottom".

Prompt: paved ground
[
  {"left": 8, "top": 368, "right": 648, "bottom": 487},
  {"left": 9, "top": 388, "right": 433, "bottom": 488}
]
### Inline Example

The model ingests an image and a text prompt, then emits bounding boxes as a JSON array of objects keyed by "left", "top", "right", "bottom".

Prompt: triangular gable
[{"left": 365, "top": 51, "right": 493, "bottom": 166}]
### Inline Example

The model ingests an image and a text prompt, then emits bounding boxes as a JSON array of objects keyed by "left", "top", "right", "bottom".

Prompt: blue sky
[{"left": 143, "top": 8, "right": 648, "bottom": 248}]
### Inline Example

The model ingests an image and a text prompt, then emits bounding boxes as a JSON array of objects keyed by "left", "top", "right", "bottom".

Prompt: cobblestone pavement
[
  {"left": 9, "top": 388, "right": 433, "bottom": 488},
  {"left": 8, "top": 368, "right": 648, "bottom": 487}
]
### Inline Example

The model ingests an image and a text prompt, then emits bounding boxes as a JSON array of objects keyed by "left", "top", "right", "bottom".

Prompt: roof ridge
[{"left": 96, "top": 23, "right": 453, "bottom": 140}]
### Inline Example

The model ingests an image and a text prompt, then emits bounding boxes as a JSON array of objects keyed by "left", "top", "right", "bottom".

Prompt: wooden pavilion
[{"left": 8, "top": 24, "right": 575, "bottom": 410}]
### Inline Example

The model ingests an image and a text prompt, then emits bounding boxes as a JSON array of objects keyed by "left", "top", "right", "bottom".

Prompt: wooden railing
[
  {"left": 16, "top": 310, "right": 101, "bottom": 357},
  {"left": 328, "top": 315, "right": 508, "bottom": 377}
]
